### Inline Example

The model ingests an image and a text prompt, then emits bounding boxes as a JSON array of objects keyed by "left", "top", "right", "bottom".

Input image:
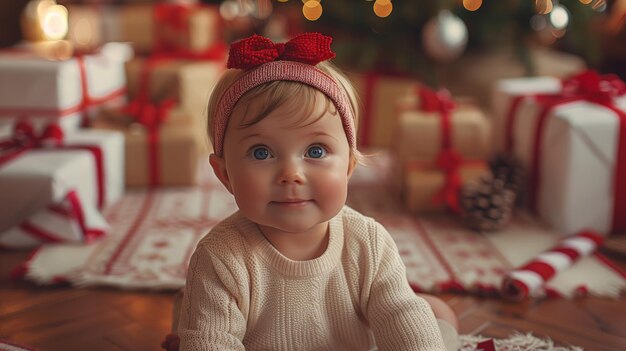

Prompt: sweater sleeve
[
  {"left": 178, "top": 243, "right": 247, "bottom": 351},
  {"left": 364, "top": 222, "right": 447, "bottom": 351}
]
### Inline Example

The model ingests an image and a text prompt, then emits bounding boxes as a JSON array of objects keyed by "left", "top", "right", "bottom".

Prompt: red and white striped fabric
[
  {"left": 501, "top": 230, "right": 605, "bottom": 300},
  {"left": 0, "top": 189, "right": 108, "bottom": 250}
]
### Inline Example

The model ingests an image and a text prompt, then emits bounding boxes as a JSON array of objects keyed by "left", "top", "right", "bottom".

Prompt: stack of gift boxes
[
  {"left": 0, "top": 0, "right": 225, "bottom": 249},
  {"left": 377, "top": 66, "right": 626, "bottom": 237}
]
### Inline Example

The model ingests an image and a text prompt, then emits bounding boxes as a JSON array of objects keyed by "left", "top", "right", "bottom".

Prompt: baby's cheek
[{"left": 315, "top": 172, "right": 349, "bottom": 205}]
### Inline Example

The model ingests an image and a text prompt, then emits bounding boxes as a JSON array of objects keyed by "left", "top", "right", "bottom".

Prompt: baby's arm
[
  {"left": 364, "top": 222, "right": 447, "bottom": 351},
  {"left": 177, "top": 244, "right": 247, "bottom": 351}
]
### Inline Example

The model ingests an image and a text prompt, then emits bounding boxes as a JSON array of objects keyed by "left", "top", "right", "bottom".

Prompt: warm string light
[
  {"left": 373, "top": 0, "right": 392, "bottom": 18},
  {"left": 302, "top": 0, "right": 322, "bottom": 21},
  {"left": 535, "top": 0, "right": 553, "bottom": 15},
  {"left": 462, "top": 0, "right": 482, "bottom": 12}
]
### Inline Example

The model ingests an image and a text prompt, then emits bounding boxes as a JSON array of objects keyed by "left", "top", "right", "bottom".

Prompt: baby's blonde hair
[{"left": 205, "top": 61, "right": 362, "bottom": 162}]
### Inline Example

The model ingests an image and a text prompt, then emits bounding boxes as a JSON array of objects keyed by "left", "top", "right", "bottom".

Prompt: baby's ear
[
  {"left": 347, "top": 157, "right": 357, "bottom": 179},
  {"left": 209, "top": 154, "right": 233, "bottom": 194}
]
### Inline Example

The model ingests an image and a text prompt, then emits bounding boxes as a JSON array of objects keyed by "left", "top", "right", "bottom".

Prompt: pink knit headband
[{"left": 212, "top": 33, "right": 356, "bottom": 156}]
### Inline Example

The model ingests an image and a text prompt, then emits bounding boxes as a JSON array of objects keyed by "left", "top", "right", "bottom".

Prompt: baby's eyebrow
[
  {"left": 307, "top": 131, "right": 339, "bottom": 142},
  {"left": 239, "top": 133, "right": 262, "bottom": 142}
]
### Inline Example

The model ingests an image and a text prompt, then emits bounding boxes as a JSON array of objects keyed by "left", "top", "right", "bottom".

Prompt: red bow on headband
[{"left": 227, "top": 33, "right": 336, "bottom": 70}]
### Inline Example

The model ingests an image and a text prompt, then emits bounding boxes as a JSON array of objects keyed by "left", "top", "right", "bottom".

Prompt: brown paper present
[
  {"left": 403, "top": 161, "right": 490, "bottom": 213},
  {"left": 125, "top": 57, "right": 225, "bottom": 119},
  {"left": 105, "top": 3, "right": 221, "bottom": 55},
  {"left": 346, "top": 72, "right": 418, "bottom": 147},
  {"left": 92, "top": 106, "right": 203, "bottom": 187},
  {"left": 390, "top": 98, "right": 491, "bottom": 190},
  {"left": 391, "top": 101, "right": 491, "bottom": 163}
]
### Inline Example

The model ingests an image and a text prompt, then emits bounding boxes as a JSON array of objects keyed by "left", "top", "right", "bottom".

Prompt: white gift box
[
  {"left": 0, "top": 129, "right": 124, "bottom": 233},
  {"left": 492, "top": 76, "right": 626, "bottom": 235},
  {"left": 491, "top": 77, "right": 562, "bottom": 156},
  {"left": 0, "top": 44, "right": 129, "bottom": 135}
]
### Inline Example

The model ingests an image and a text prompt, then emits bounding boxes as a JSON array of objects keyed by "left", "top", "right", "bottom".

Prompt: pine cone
[
  {"left": 489, "top": 153, "right": 526, "bottom": 206},
  {"left": 459, "top": 175, "right": 516, "bottom": 231}
]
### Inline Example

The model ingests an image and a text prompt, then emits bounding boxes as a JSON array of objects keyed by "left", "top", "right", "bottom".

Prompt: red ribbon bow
[
  {"left": 227, "top": 33, "right": 336, "bottom": 70},
  {"left": 0, "top": 121, "right": 64, "bottom": 165},
  {"left": 418, "top": 87, "right": 456, "bottom": 114},
  {"left": 561, "top": 70, "right": 626, "bottom": 105},
  {"left": 123, "top": 98, "right": 176, "bottom": 130}
]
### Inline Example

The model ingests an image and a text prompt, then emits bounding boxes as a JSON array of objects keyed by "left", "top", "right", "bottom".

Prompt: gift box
[
  {"left": 346, "top": 72, "right": 418, "bottom": 147},
  {"left": 93, "top": 106, "right": 202, "bottom": 187},
  {"left": 403, "top": 161, "right": 490, "bottom": 213},
  {"left": 392, "top": 94, "right": 491, "bottom": 163},
  {"left": 0, "top": 127, "right": 124, "bottom": 234},
  {"left": 0, "top": 44, "right": 129, "bottom": 134},
  {"left": 102, "top": 3, "right": 221, "bottom": 55},
  {"left": 125, "top": 56, "right": 224, "bottom": 121},
  {"left": 391, "top": 87, "right": 491, "bottom": 193},
  {"left": 492, "top": 71, "right": 626, "bottom": 235},
  {"left": 441, "top": 45, "right": 586, "bottom": 109}
]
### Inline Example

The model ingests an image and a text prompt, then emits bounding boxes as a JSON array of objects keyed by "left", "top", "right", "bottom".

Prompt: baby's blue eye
[
  {"left": 252, "top": 147, "right": 270, "bottom": 160},
  {"left": 306, "top": 145, "right": 326, "bottom": 159}
]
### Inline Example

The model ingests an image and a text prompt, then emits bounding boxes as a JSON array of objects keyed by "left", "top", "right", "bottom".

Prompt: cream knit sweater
[{"left": 178, "top": 206, "right": 447, "bottom": 350}]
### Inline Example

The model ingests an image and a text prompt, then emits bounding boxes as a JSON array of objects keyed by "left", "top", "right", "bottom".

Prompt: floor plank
[{"left": 1, "top": 249, "right": 624, "bottom": 350}]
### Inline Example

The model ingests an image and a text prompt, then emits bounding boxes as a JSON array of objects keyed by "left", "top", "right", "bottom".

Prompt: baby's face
[{"left": 218, "top": 91, "right": 354, "bottom": 236}]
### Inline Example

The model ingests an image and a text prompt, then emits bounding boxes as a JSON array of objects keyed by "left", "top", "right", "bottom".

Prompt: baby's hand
[{"left": 160, "top": 333, "right": 180, "bottom": 351}]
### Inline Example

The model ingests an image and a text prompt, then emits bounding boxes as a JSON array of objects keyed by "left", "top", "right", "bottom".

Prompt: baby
[{"left": 173, "top": 33, "right": 459, "bottom": 351}]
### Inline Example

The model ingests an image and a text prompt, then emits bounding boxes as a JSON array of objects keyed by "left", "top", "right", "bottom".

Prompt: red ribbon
[
  {"left": 154, "top": 3, "right": 193, "bottom": 53},
  {"left": 506, "top": 70, "right": 626, "bottom": 232},
  {"left": 0, "top": 121, "right": 107, "bottom": 209},
  {"left": 227, "top": 33, "right": 336, "bottom": 70},
  {"left": 121, "top": 56, "right": 179, "bottom": 187},
  {"left": 418, "top": 87, "right": 456, "bottom": 149},
  {"left": 432, "top": 149, "right": 464, "bottom": 213},
  {"left": 0, "top": 121, "right": 63, "bottom": 165},
  {"left": 417, "top": 87, "right": 462, "bottom": 213}
]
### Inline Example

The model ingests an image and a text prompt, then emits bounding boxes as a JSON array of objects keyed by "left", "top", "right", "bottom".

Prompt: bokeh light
[
  {"left": 535, "top": 0, "right": 553, "bottom": 15},
  {"left": 549, "top": 5, "right": 569, "bottom": 29},
  {"left": 41, "top": 4, "right": 68, "bottom": 40},
  {"left": 302, "top": 0, "right": 322, "bottom": 21},
  {"left": 463, "top": 0, "right": 483, "bottom": 12},
  {"left": 373, "top": 0, "right": 393, "bottom": 18}
]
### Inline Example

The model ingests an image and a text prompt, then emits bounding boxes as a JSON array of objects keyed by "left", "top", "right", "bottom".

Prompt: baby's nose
[{"left": 277, "top": 159, "right": 305, "bottom": 185}]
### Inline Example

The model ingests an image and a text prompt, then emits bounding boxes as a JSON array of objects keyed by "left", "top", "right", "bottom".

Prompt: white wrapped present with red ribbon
[
  {"left": 0, "top": 43, "right": 129, "bottom": 135},
  {"left": 492, "top": 71, "right": 626, "bottom": 235},
  {"left": 0, "top": 189, "right": 109, "bottom": 250},
  {"left": 0, "top": 122, "right": 124, "bottom": 248}
]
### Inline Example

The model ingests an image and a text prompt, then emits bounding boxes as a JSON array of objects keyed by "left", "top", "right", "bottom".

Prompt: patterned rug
[{"left": 13, "top": 152, "right": 626, "bottom": 299}]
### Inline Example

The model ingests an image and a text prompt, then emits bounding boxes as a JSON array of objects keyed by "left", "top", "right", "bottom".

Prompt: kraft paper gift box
[
  {"left": 403, "top": 161, "right": 490, "bottom": 213},
  {"left": 346, "top": 72, "right": 418, "bottom": 147},
  {"left": 0, "top": 129, "right": 124, "bottom": 234},
  {"left": 102, "top": 3, "right": 221, "bottom": 55},
  {"left": 391, "top": 99, "right": 491, "bottom": 164},
  {"left": 0, "top": 44, "right": 129, "bottom": 135},
  {"left": 390, "top": 90, "right": 491, "bottom": 192},
  {"left": 493, "top": 71, "right": 626, "bottom": 235},
  {"left": 93, "top": 106, "right": 202, "bottom": 187},
  {"left": 125, "top": 57, "right": 224, "bottom": 122},
  {"left": 441, "top": 45, "right": 586, "bottom": 109}
]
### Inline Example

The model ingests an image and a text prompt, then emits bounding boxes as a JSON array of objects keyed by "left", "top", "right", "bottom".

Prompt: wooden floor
[{"left": 1, "top": 248, "right": 625, "bottom": 351}]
